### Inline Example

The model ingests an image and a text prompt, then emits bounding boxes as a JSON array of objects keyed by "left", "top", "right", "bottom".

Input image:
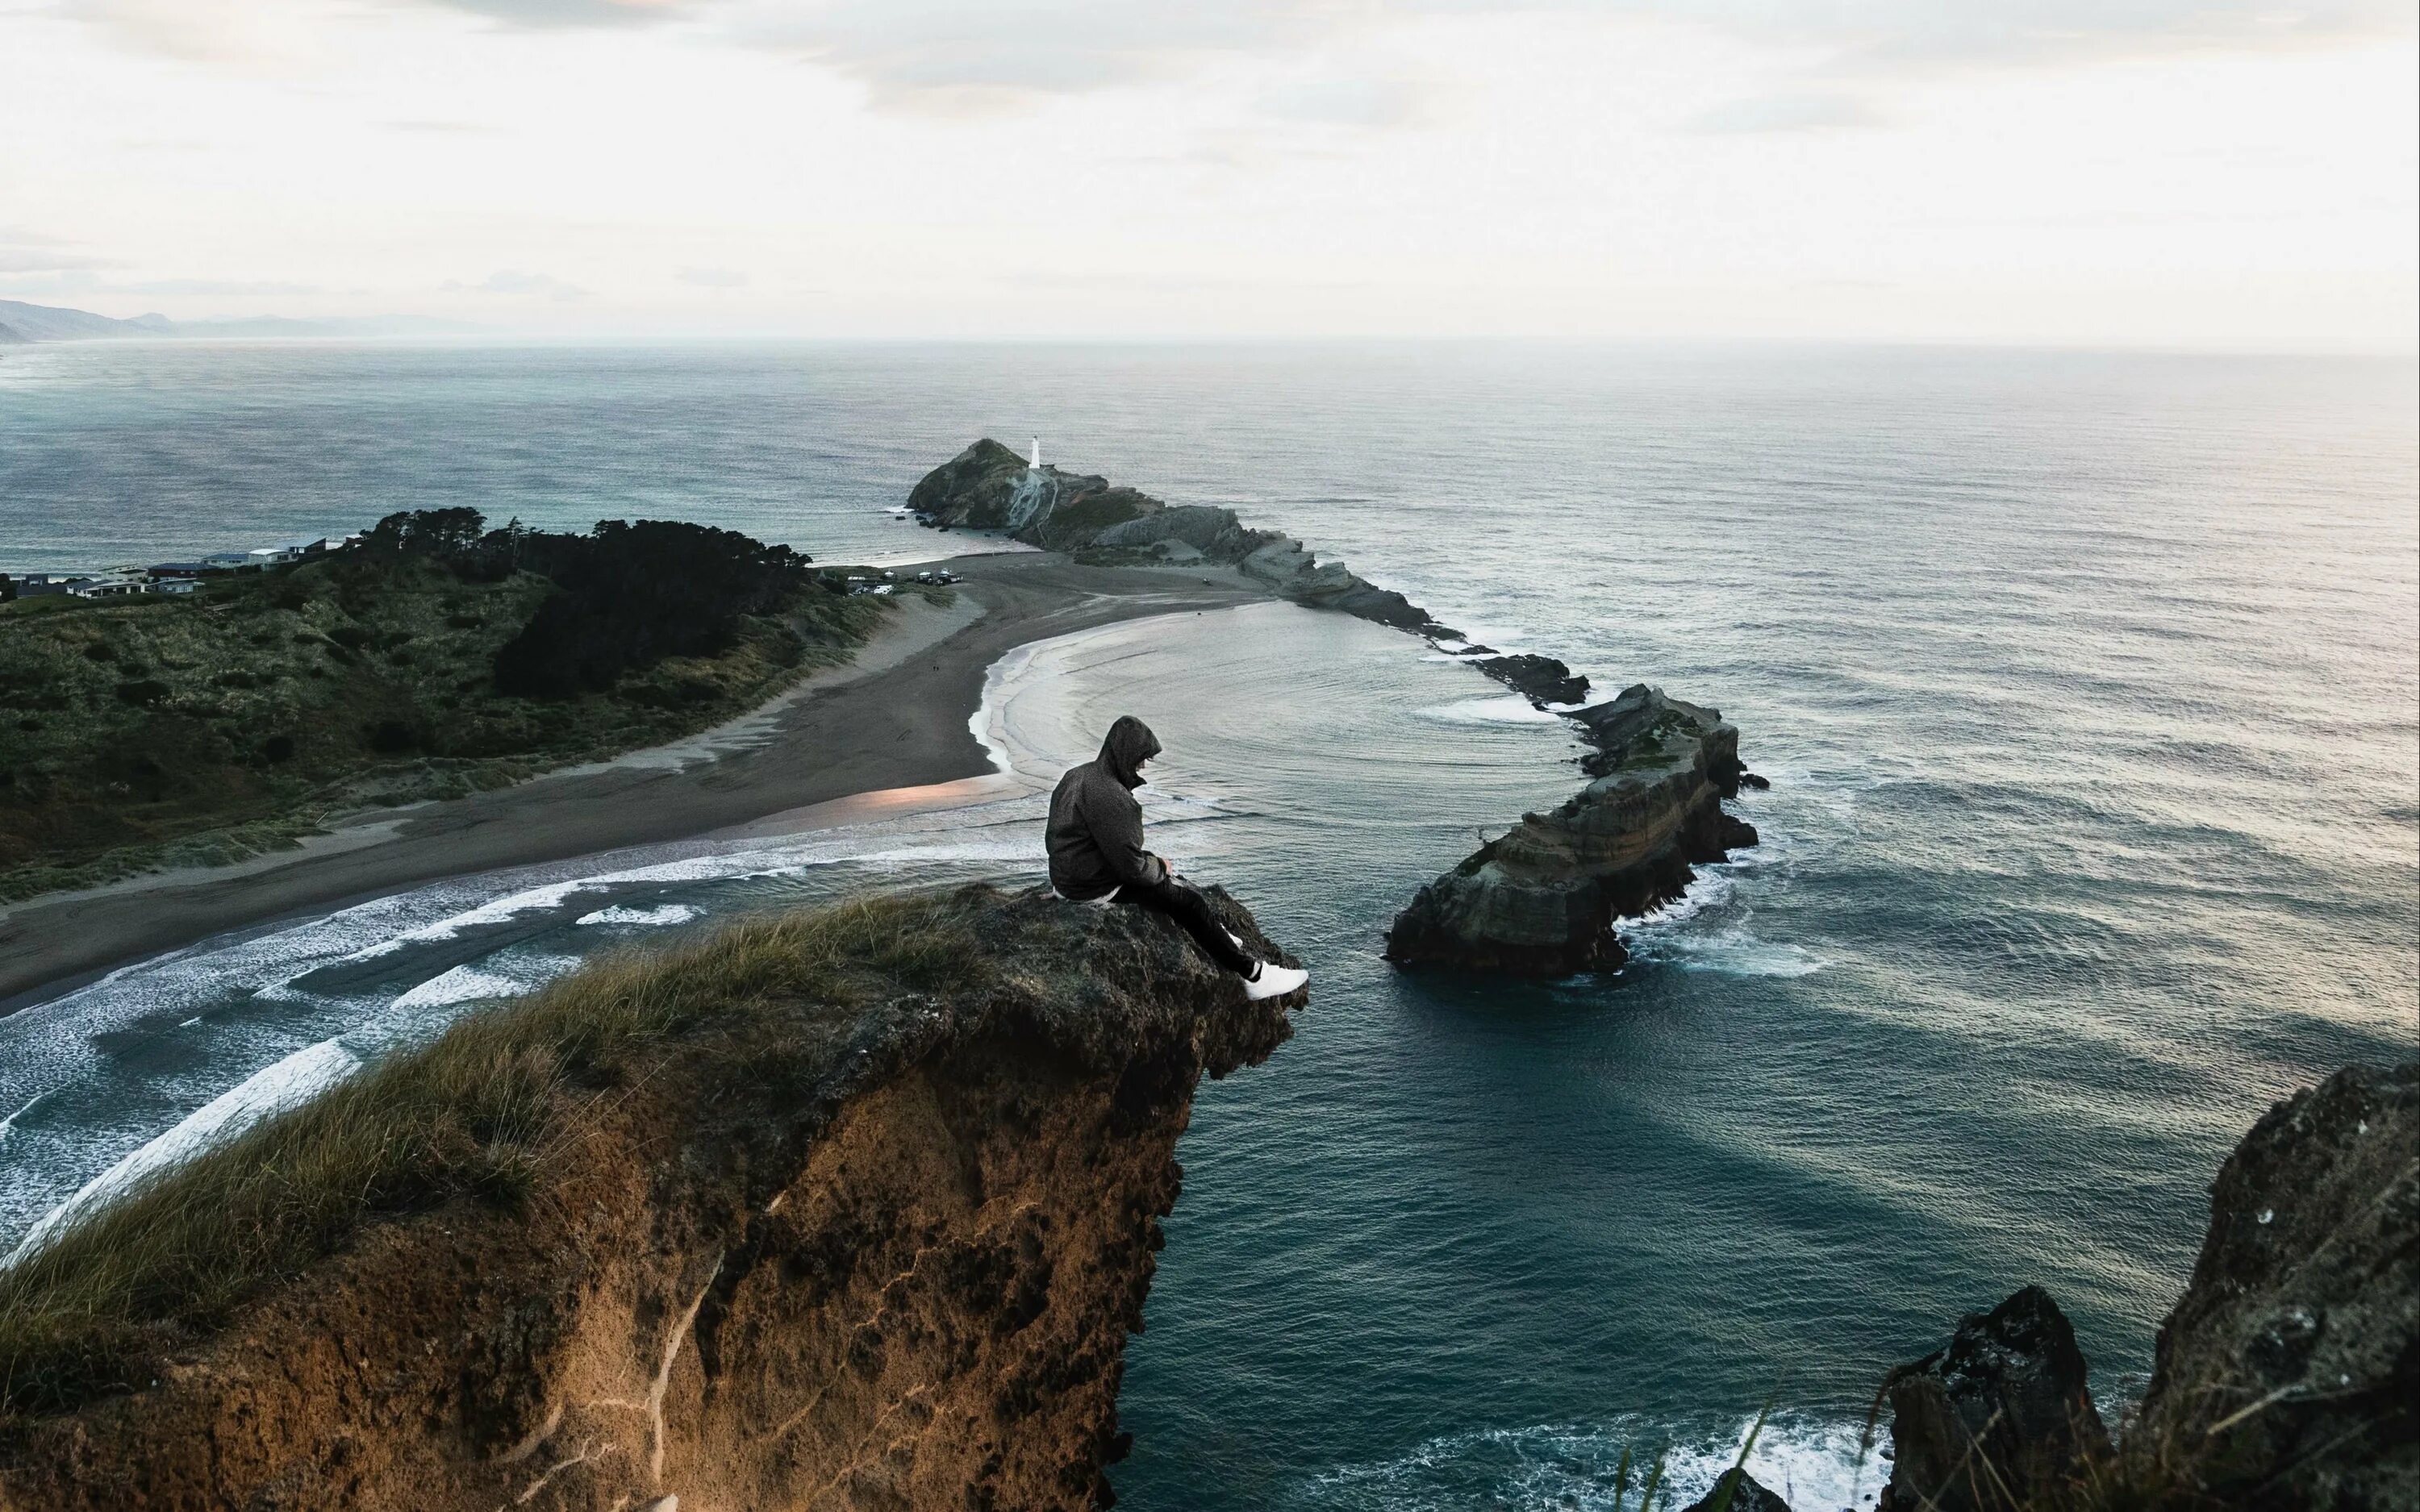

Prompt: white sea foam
[
  {"left": 1417, "top": 694, "right": 1563, "bottom": 726},
  {"left": 1621, "top": 842, "right": 1830, "bottom": 979},
  {"left": 7, "top": 1038, "right": 361, "bottom": 1264},
  {"left": 335, "top": 879, "right": 599, "bottom": 962},
  {"left": 0, "top": 1091, "right": 48, "bottom": 1146},
  {"left": 390, "top": 964, "right": 532, "bottom": 1010},
  {"left": 576, "top": 903, "right": 703, "bottom": 927},
  {"left": 1288, "top": 1410, "right": 1878, "bottom": 1511}
]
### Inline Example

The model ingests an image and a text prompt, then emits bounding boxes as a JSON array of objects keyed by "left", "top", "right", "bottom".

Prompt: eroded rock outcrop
[
  {"left": 1385, "top": 687, "right": 1756, "bottom": 976},
  {"left": 1874, "top": 1286, "right": 2112, "bottom": 1512},
  {"left": 1682, "top": 1468, "right": 1792, "bottom": 1512},
  {"left": 1870, "top": 1061, "right": 2417, "bottom": 1512},
  {"left": 909, "top": 439, "right": 1450, "bottom": 638},
  {"left": 0, "top": 885, "right": 1301, "bottom": 1512},
  {"left": 2129, "top": 1060, "right": 2418, "bottom": 1511}
]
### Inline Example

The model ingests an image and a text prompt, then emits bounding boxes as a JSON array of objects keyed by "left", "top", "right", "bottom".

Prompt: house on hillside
[
  {"left": 70, "top": 575, "right": 149, "bottom": 599},
  {"left": 8, "top": 574, "right": 93, "bottom": 599}
]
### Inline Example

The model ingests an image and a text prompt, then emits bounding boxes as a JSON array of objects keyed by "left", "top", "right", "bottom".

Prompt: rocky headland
[
  {"left": 909, "top": 441, "right": 1764, "bottom": 977},
  {"left": 1870, "top": 1060, "right": 2415, "bottom": 1512},
  {"left": 0, "top": 885, "right": 1301, "bottom": 1511},
  {"left": 908, "top": 439, "right": 1446, "bottom": 635}
]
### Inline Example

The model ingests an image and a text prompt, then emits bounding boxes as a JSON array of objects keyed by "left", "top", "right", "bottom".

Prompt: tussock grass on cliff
[{"left": 0, "top": 893, "right": 983, "bottom": 1418}]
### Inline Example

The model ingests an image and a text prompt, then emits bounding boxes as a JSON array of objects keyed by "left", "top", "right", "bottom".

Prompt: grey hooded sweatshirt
[{"left": 1045, "top": 714, "right": 1166, "bottom": 900}]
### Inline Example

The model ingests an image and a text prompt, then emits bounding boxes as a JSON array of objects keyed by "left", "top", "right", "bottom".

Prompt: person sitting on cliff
[{"left": 1046, "top": 714, "right": 1308, "bottom": 1002}]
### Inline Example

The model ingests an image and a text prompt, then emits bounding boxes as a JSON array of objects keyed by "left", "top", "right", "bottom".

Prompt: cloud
[
  {"left": 52, "top": 0, "right": 2419, "bottom": 106},
  {"left": 116, "top": 278, "right": 328, "bottom": 295},
  {"left": 0, "top": 248, "right": 123, "bottom": 273},
  {"left": 69, "top": 0, "right": 335, "bottom": 63},
  {"left": 1687, "top": 91, "right": 1884, "bottom": 133},
  {"left": 1254, "top": 74, "right": 1430, "bottom": 128},
  {"left": 0, "top": 272, "right": 106, "bottom": 297},
  {"left": 510, "top": 0, "right": 2420, "bottom": 97},
  {"left": 421, "top": 0, "right": 688, "bottom": 26},
  {"left": 449, "top": 269, "right": 590, "bottom": 299},
  {"left": 678, "top": 266, "right": 749, "bottom": 287}
]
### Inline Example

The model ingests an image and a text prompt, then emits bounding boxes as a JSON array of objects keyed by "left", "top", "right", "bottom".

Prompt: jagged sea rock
[
  {"left": 1680, "top": 1468, "right": 1792, "bottom": 1512},
  {"left": 1385, "top": 687, "right": 1754, "bottom": 976},
  {"left": 1876, "top": 1286, "right": 2113, "bottom": 1512},
  {"left": 1473, "top": 653, "right": 1588, "bottom": 707},
  {"left": 2130, "top": 1061, "right": 2418, "bottom": 1512},
  {"left": 0, "top": 884, "right": 1300, "bottom": 1512}
]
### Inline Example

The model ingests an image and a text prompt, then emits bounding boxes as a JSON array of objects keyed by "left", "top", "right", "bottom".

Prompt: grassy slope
[
  {"left": 0, "top": 892, "right": 983, "bottom": 1419},
  {"left": 0, "top": 556, "right": 895, "bottom": 902}
]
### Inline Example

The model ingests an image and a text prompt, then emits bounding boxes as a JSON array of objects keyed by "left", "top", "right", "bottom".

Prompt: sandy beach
[{"left": 0, "top": 551, "right": 1273, "bottom": 1011}]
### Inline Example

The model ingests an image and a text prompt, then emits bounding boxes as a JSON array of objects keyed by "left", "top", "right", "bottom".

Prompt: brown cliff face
[{"left": 0, "top": 885, "right": 1300, "bottom": 1512}]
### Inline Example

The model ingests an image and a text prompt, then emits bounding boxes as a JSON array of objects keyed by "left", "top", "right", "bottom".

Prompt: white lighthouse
[{"left": 1028, "top": 435, "right": 1042, "bottom": 471}]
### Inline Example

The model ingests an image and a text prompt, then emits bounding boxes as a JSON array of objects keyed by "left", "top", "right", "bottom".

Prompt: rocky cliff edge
[{"left": 0, "top": 884, "right": 1301, "bottom": 1512}]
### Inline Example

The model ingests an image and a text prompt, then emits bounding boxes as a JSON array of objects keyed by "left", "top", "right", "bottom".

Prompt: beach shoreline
[{"left": 0, "top": 551, "right": 1274, "bottom": 1013}]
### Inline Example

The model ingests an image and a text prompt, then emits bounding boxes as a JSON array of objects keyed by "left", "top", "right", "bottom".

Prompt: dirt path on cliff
[{"left": 0, "top": 552, "right": 1272, "bottom": 1011}]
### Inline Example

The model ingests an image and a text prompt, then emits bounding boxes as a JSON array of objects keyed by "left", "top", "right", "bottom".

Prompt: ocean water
[{"left": 2, "top": 341, "right": 2415, "bottom": 1510}]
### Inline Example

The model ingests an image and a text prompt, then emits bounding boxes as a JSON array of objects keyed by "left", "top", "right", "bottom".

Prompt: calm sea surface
[{"left": 2, "top": 341, "right": 2414, "bottom": 1509}]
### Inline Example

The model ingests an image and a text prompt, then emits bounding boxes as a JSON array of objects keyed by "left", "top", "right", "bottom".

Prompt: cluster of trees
[{"left": 363, "top": 509, "right": 825, "bottom": 699}]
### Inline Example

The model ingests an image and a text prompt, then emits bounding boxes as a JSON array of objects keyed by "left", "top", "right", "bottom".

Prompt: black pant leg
[{"left": 1120, "top": 877, "right": 1258, "bottom": 976}]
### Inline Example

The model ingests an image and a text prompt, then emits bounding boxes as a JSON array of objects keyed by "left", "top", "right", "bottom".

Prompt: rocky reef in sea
[
  {"left": 1867, "top": 1060, "right": 2415, "bottom": 1512},
  {"left": 910, "top": 440, "right": 1764, "bottom": 976},
  {"left": 0, "top": 885, "right": 1301, "bottom": 1511},
  {"left": 1385, "top": 686, "right": 1759, "bottom": 976}
]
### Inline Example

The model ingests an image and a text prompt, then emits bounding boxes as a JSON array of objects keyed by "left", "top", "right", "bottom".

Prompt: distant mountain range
[{"left": 0, "top": 300, "right": 476, "bottom": 344}]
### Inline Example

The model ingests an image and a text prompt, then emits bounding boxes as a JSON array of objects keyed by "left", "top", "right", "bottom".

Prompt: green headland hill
[{"left": 0, "top": 511, "right": 898, "bottom": 902}]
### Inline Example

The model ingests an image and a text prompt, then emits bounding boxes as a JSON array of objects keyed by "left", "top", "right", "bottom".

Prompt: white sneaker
[{"left": 1242, "top": 961, "right": 1308, "bottom": 1000}]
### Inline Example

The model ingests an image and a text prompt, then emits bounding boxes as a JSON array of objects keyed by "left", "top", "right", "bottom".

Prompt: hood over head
[{"left": 1098, "top": 714, "right": 1162, "bottom": 789}]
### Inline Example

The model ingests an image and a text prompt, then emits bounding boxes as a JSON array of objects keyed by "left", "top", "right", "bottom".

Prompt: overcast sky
[{"left": 3, "top": 0, "right": 2414, "bottom": 345}]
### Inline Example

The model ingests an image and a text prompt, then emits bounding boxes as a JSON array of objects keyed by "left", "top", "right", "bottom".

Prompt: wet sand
[{"left": 0, "top": 552, "right": 1272, "bottom": 1011}]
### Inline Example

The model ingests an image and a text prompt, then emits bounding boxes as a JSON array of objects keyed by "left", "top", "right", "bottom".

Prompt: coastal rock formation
[
  {"left": 1471, "top": 652, "right": 1589, "bottom": 708},
  {"left": 2130, "top": 1060, "right": 2418, "bottom": 1511},
  {"left": 1681, "top": 1468, "right": 1792, "bottom": 1512},
  {"left": 908, "top": 444, "right": 1756, "bottom": 975},
  {"left": 909, "top": 440, "right": 1450, "bottom": 639},
  {"left": 1874, "top": 1286, "right": 2112, "bottom": 1512},
  {"left": 1870, "top": 1060, "right": 2416, "bottom": 1512},
  {"left": 1385, "top": 687, "right": 1756, "bottom": 976},
  {"left": 0, "top": 885, "right": 1300, "bottom": 1511}
]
